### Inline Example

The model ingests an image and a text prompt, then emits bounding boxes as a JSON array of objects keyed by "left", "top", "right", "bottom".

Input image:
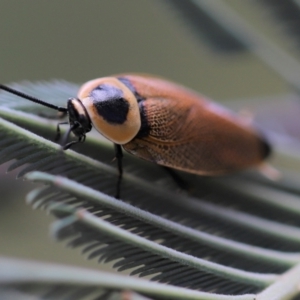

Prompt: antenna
[{"left": 0, "top": 84, "right": 68, "bottom": 112}]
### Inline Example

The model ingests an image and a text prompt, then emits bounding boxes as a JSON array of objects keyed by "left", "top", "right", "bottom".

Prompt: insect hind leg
[{"left": 163, "top": 166, "right": 190, "bottom": 191}]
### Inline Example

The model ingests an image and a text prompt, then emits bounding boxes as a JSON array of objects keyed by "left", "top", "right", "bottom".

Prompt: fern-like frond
[
  {"left": 25, "top": 171, "right": 300, "bottom": 274},
  {"left": 163, "top": 0, "right": 300, "bottom": 93},
  {"left": 160, "top": 0, "right": 247, "bottom": 54},
  {"left": 2, "top": 256, "right": 247, "bottom": 300},
  {"left": 2, "top": 81, "right": 300, "bottom": 298},
  {"left": 257, "top": 0, "right": 300, "bottom": 48},
  {"left": 48, "top": 204, "right": 276, "bottom": 294}
]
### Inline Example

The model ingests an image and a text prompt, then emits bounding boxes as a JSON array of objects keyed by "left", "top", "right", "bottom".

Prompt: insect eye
[{"left": 67, "top": 98, "right": 92, "bottom": 136}]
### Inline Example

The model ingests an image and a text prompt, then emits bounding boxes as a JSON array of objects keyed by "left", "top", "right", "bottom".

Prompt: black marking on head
[
  {"left": 117, "top": 77, "right": 145, "bottom": 102},
  {"left": 136, "top": 100, "right": 150, "bottom": 138},
  {"left": 91, "top": 84, "right": 129, "bottom": 124}
]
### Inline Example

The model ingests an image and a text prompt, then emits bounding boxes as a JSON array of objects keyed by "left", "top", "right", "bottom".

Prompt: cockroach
[{"left": 0, "top": 74, "right": 273, "bottom": 197}]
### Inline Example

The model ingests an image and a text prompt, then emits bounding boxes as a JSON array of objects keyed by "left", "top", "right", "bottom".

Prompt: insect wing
[{"left": 122, "top": 75, "right": 269, "bottom": 175}]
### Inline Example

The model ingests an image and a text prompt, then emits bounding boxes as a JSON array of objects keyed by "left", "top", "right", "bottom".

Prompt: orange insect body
[{"left": 77, "top": 74, "right": 270, "bottom": 175}]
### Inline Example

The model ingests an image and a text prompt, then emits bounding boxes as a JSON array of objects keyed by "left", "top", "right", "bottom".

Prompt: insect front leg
[
  {"left": 114, "top": 144, "right": 123, "bottom": 199},
  {"left": 63, "top": 139, "right": 81, "bottom": 150},
  {"left": 55, "top": 121, "right": 69, "bottom": 142}
]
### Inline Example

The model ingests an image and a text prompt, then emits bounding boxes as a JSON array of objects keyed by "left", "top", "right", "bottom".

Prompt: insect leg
[
  {"left": 114, "top": 144, "right": 123, "bottom": 199},
  {"left": 55, "top": 121, "right": 69, "bottom": 142},
  {"left": 63, "top": 139, "right": 80, "bottom": 150},
  {"left": 62, "top": 135, "right": 85, "bottom": 150},
  {"left": 163, "top": 166, "right": 190, "bottom": 191}
]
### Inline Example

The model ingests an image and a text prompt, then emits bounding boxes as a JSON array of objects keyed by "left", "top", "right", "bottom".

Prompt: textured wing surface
[{"left": 122, "top": 75, "right": 268, "bottom": 175}]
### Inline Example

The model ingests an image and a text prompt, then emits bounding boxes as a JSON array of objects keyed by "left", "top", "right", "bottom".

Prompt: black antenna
[{"left": 0, "top": 84, "right": 68, "bottom": 112}]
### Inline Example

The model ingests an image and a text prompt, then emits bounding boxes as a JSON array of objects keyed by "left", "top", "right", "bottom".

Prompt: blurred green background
[{"left": 0, "top": 0, "right": 294, "bottom": 268}]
